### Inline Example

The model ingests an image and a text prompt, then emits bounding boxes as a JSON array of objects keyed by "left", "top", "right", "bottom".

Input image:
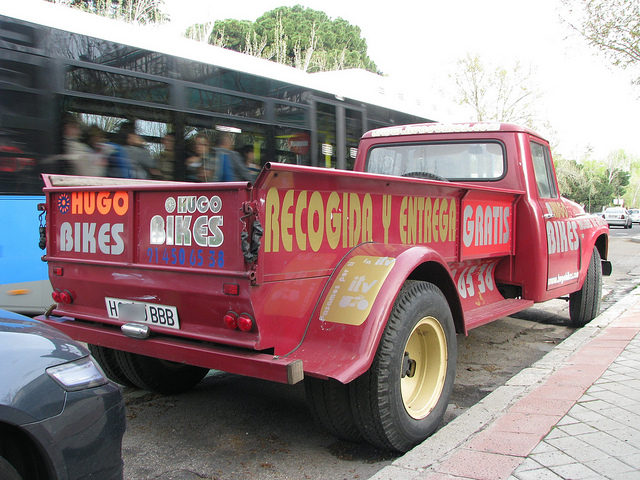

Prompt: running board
[{"left": 464, "top": 298, "right": 534, "bottom": 331}]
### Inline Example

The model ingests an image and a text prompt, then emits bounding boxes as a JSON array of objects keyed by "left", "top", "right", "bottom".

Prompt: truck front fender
[{"left": 284, "top": 242, "right": 460, "bottom": 384}]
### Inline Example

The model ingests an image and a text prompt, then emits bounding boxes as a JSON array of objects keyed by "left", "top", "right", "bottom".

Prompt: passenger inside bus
[
  {"left": 62, "top": 116, "right": 107, "bottom": 177},
  {"left": 213, "top": 132, "right": 254, "bottom": 183},
  {"left": 185, "top": 133, "right": 213, "bottom": 182},
  {"left": 156, "top": 133, "right": 175, "bottom": 180},
  {"left": 239, "top": 144, "right": 261, "bottom": 181}
]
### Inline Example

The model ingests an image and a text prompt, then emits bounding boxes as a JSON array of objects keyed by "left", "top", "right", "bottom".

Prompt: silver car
[
  {"left": 0, "top": 310, "right": 125, "bottom": 479},
  {"left": 629, "top": 208, "right": 640, "bottom": 224},
  {"left": 604, "top": 206, "right": 632, "bottom": 228}
]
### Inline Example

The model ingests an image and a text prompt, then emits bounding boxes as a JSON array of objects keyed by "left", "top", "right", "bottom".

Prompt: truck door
[{"left": 530, "top": 141, "right": 581, "bottom": 291}]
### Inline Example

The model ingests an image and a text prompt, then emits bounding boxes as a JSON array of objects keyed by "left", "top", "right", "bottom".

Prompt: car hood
[{"left": 0, "top": 312, "right": 90, "bottom": 423}]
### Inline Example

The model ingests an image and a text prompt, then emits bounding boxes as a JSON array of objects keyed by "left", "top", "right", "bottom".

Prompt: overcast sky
[{"left": 163, "top": 0, "right": 640, "bottom": 159}]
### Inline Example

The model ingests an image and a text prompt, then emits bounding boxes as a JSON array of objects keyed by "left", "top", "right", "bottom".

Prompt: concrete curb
[{"left": 368, "top": 287, "right": 640, "bottom": 480}]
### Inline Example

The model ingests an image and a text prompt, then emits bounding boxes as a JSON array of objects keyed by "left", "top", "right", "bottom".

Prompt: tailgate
[{"left": 42, "top": 175, "right": 255, "bottom": 345}]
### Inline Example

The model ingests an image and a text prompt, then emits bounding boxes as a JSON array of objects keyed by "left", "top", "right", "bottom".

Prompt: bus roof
[{"left": 2, "top": 1, "right": 439, "bottom": 120}]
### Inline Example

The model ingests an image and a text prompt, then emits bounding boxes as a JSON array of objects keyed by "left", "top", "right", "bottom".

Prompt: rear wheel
[
  {"left": 305, "top": 377, "right": 362, "bottom": 442},
  {"left": 114, "top": 351, "right": 209, "bottom": 394},
  {"left": 88, "top": 345, "right": 136, "bottom": 388},
  {"left": 570, "top": 248, "right": 603, "bottom": 327},
  {"left": 350, "top": 281, "right": 457, "bottom": 452}
]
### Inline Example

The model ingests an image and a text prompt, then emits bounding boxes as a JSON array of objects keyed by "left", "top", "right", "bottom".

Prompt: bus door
[{"left": 312, "top": 98, "right": 364, "bottom": 170}]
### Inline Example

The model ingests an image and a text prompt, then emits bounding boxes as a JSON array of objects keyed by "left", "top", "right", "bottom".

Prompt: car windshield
[
  {"left": 630, "top": 209, "right": 639, "bottom": 214},
  {"left": 606, "top": 208, "right": 625, "bottom": 213},
  {"left": 365, "top": 142, "right": 505, "bottom": 181}
]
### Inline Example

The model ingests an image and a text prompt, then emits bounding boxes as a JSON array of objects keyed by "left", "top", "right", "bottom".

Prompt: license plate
[{"left": 105, "top": 297, "right": 180, "bottom": 330}]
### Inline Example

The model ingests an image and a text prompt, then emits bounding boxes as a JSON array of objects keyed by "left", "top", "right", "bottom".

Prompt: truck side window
[{"left": 530, "top": 141, "right": 557, "bottom": 199}]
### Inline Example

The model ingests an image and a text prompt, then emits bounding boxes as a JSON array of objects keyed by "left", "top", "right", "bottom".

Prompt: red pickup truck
[{"left": 38, "top": 122, "right": 610, "bottom": 452}]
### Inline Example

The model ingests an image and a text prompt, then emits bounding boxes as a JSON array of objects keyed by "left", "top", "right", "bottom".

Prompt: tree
[
  {"left": 562, "top": 0, "right": 640, "bottom": 83},
  {"left": 555, "top": 150, "right": 633, "bottom": 211},
  {"left": 200, "top": 6, "right": 377, "bottom": 73},
  {"left": 451, "top": 54, "right": 545, "bottom": 129},
  {"left": 46, "top": 0, "right": 166, "bottom": 25}
]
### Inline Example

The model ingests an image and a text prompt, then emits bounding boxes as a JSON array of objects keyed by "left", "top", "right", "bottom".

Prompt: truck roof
[{"left": 363, "top": 122, "right": 545, "bottom": 140}]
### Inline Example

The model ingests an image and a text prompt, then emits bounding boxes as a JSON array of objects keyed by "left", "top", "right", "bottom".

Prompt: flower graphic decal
[{"left": 58, "top": 193, "right": 70, "bottom": 214}]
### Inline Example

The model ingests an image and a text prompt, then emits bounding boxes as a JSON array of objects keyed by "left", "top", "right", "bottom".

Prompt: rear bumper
[
  {"left": 36, "top": 315, "right": 304, "bottom": 385},
  {"left": 606, "top": 219, "right": 628, "bottom": 226}
]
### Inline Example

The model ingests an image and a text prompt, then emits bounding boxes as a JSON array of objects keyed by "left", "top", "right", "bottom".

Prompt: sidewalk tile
[
  {"left": 584, "top": 456, "right": 637, "bottom": 477},
  {"left": 434, "top": 449, "right": 522, "bottom": 480},
  {"left": 528, "top": 449, "right": 576, "bottom": 467},
  {"left": 491, "top": 412, "right": 562, "bottom": 435},
  {"left": 465, "top": 429, "right": 542, "bottom": 457},
  {"left": 524, "top": 385, "right": 586, "bottom": 401},
  {"left": 548, "top": 462, "right": 599, "bottom": 479},
  {"left": 544, "top": 434, "right": 597, "bottom": 454},
  {"left": 572, "top": 431, "right": 639, "bottom": 457},
  {"left": 511, "top": 458, "right": 543, "bottom": 472},
  {"left": 556, "top": 422, "right": 596, "bottom": 436},
  {"left": 618, "top": 453, "right": 640, "bottom": 470},
  {"left": 511, "top": 468, "right": 563, "bottom": 480}
]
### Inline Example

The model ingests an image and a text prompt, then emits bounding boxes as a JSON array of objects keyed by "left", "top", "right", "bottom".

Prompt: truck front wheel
[
  {"left": 114, "top": 351, "right": 209, "bottom": 394},
  {"left": 350, "top": 281, "right": 457, "bottom": 452},
  {"left": 569, "top": 248, "right": 603, "bottom": 327}
]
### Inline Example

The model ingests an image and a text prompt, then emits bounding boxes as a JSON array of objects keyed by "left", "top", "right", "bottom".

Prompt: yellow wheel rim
[{"left": 401, "top": 316, "right": 448, "bottom": 419}]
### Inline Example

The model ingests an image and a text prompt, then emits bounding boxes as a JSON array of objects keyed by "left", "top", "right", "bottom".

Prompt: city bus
[{"left": 0, "top": 2, "right": 438, "bottom": 313}]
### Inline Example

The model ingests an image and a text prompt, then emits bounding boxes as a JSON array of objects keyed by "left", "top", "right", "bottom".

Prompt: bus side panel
[{"left": 0, "top": 195, "right": 52, "bottom": 313}]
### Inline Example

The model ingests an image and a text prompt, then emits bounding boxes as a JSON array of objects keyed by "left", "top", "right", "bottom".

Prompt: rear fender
[{"left": 285, "top": 242, "right": 459, "bottom": 384}]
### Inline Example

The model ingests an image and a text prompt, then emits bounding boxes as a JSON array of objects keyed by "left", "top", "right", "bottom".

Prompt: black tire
[
  {"left": 88, "top": 345, "right": 136, "bottom": 388},
  {"left": 0, "top": 457, "right": 21, "bottom": 480},
  {"left": 305, "top": 377, "right": 363, "bottom": 442},
  {"left": 113, "top": 351, "right": 209, "bottom": 394},
  {"left": 570, "top": 248, "right": 603, "bottom": 327},
  {"left": 349, "top": 281, "right": 457, "bottom": 452}
]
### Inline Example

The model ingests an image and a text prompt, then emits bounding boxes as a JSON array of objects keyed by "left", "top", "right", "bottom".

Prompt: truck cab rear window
[{"left": 365, "top": 142, "right": 505, "bottom": 181}]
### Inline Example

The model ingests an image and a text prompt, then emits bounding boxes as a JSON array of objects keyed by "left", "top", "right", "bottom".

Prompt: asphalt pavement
[{"left": 369, "top": 286, "right": 640, "bottom": 480}]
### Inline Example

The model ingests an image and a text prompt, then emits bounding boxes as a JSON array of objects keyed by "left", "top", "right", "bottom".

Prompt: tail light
[
  {"left": 52, "top": 289, "right": 74, "bottom": 304},
  {"left": 223, "top": 311, "right": 254, "bottom": 332},
  {"left": 237, "top": 313, "right": 253, "bottom": 332},
  {"left": 223, "top": 312, "right": 238, "bottom": 329}
]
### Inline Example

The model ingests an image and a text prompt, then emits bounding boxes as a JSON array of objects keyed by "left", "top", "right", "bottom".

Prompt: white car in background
[
  {"left": 604, "top": 206, "right": 633, "bottom": 228},
  {"left": 628, "top": 208, "right": 640, "bottom": 224}
]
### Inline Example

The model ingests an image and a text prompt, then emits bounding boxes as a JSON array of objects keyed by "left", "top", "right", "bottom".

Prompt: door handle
[{"left": 543, "top": 213, "right": 555, "bottom": 219}]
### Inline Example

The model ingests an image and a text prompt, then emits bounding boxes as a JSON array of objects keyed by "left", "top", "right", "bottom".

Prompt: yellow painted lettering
[
  {"left": 308, "top": 191, "right": 324, "bottom": 252},
  {"left": 295, "top": 190, "right": 308, "bottom": 251},
  {"left": 326, "top": 191, "right": 341, "bottom": 249},
  {"left": 265, "top": 187, "right": 280, "bottom": 252}
]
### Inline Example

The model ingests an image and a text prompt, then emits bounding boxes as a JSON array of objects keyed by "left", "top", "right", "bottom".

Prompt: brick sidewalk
[{"left": 370, "top": 289, "right": 640, "bottom": 480}]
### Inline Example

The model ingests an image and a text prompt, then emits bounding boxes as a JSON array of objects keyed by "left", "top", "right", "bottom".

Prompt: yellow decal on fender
[{"left": 319, "top": 255, "right": 395, "bottom": 326}]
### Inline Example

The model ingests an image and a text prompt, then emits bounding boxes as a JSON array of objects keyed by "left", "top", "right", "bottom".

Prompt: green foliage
[
  {"left": 203, "top": 5, "right": 377, "bottom": 73},
  {"left": 210, "top": 19, "right": 254, "bottom": 50},
  {"left": 562, "top": 0, "right": 640, "bottom": 83},
  {"left": 555, "top": 150, "right": 634, "bottom": 212}
]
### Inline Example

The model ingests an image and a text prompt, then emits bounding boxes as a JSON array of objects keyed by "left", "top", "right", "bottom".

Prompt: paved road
[{"left": 121, "top": 235, "right": 640, "bottom": 480}]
